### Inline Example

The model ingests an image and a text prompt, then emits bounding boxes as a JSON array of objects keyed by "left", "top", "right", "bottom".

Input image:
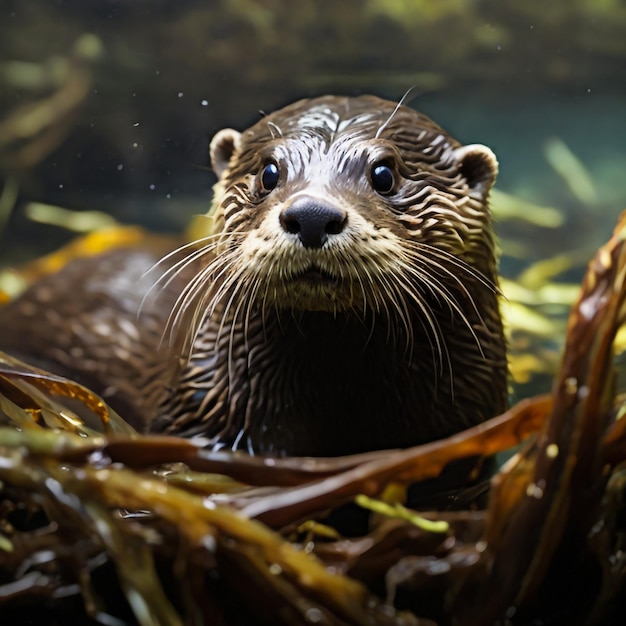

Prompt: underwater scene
[{"left": 1, "top": 1, "right": 626, "bottom": 624}]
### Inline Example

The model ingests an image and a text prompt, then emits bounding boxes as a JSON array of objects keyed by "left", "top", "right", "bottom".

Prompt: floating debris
[
  {"left": 544, "top": 137, "right": 598, "bottom": 206},
  {"left": 24, "top": 202, "right": 119, "bottom": 232},
  {"left": 0, "top": 35, "right": 103, "bottom": 172},
  {"left": 490, "top": 188, "right": 564, "bottom": 228}
]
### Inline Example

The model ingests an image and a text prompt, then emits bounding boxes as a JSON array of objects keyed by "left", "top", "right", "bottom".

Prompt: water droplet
[
  {"left": 546, "top": 443, "right": 559, "bottom": 459},
  {"left": 305, "top": 608, "right": 323, "bottom": 623},
  {"left": 149, "top": 184, "right": 156, "bottom": 191},
  {"left": 564, "top": 377, "right": 578, "bottom": 394},
  {"left": 177, "top": 91, "right": 184, "bottom": 98},
  {"left": 201, "top": 535, "right": 216, "bottom": 552},
  {"left": 526, "top": 482, "right": 544, "bottom": 499},
  {"left": 426, "top": 560, "right": 451, "bottom": 575},
  {"left": 117, "top": 164, "right": 124, "bottom": 171},
  {"left": 201, "top": 99, "right": 209, "bottom": 106}
]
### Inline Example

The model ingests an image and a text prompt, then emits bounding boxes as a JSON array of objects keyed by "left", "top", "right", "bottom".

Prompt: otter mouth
[
  {"left": 292, "top": 265, "right": 339, "bottom": 286},
  {"left": 271, "top": 265, "right": 350, "bottom": 311}
]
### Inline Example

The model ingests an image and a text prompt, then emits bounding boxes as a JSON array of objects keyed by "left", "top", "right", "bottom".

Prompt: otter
[{"left": 0, "top": 95, "right": 508, "bottom": 457}]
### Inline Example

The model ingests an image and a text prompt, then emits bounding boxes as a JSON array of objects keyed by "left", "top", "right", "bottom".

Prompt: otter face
[
  {"left": 171, "top": 96, "right": 499, "bottom": 357},
  {"left": 204, "top": 95, "right": 497, "bottom": 317},
  {"left": 154, "top": 96, "right": 508, "bottom": 452}
]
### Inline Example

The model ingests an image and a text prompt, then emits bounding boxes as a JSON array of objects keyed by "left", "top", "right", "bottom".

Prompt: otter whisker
[
  {"left": 213, "top": 263, "right": 253, "bottom": 348},
  {"left": 358, "top": 261, "right": 385, "bottom": 320},
  {"left": 358, "top": 259, "right": 410, "bottom": 352},
  {"left": 146, "top": 230, "right": 247, "bottom": 343},
  {"left": 343, "top": 263, "right": 377, "bottom": 347},
  {"left": 224, "top": 276, "right": 255, "bottom": 405},
  {"left": 201, "top": 255, "right": 249, "bottom": 321},
  {"left": 167, "top": 251, "right": 239, "bottom": 351},
  {"left": 257, "top": 256, "right": 278, "bottom": 339},
  {"left": 148, "top": 231, "right": 222, "bottom": 271},
  {"left": 375, "top": 86, "right": 415, "bottom": 139},
  {"left": 398, "top": 249, "right": 491, "bottom": 351},
  {"left": 267, "top": 121, "right": 283, "bottom": 139},
  {"left": 402, "top": 244, "right": 496, "bottom": 327},
  {"left": 142, "top": 231, "right": 228, "bottom": 294},
  {"left": 409, "top": 256, "right": 488, "bottom": 325},
  {"left": 375, "top": 267, "right": 415, "bottom": 352},
  {"left": 407, "top": 241, "right": 498, "bottom": 292},
  {"left": 146, "top": 241, "right": 216, "bottom": 299},
  {"left": 354, "top": 249, "right": 414, "bottom": 348},
  {"left": 242, "top": 273, "right": 264, "bottom": 358},
  {"left": 166, "top": 256, "right": 221, "bottom": 337},
  {"left": 138, "top": 237, "right": 221, "bottom": 317},
  {"left": 403, "top": 262, "right": 486, "bottom": 362},
  {"left": 407, "top": 296, "right": 450, "bottom": 393},
  {"left": 398, "top": 252, "right": 481, "bottom": 334},
  {"left": 346, "top": 253, "right": 371, "bottom": 321},
  {"left": 188, "top": 269, "right": 240, "bottom": 351},
  {"left": 387, "top": 265, "right": 449, "bottom": 379}
]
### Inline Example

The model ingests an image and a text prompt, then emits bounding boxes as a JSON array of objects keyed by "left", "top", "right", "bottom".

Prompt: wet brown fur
[{"left": 0, "top": 95, "right": 508, "bottom": 456}]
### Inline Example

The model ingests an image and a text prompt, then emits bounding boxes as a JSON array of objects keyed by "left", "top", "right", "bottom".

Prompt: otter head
[
  {"left": 200, "top": 95, "right": 498, "bottom": 332},
  {"left": 159, "top": 95, "right": 507, "bottom": 454}
]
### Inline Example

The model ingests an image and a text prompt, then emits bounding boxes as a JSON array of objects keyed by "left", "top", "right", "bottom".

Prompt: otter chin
[{"left": 0, "top": 95, "right": 508, "bottom": 457}]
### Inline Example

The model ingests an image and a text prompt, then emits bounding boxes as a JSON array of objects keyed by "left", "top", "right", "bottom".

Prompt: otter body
[{"left": 0, "top": 95, "right": 508, "bottom": 456}]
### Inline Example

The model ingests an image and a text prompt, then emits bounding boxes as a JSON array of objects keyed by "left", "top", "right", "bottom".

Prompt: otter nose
[{"left": 279, "top": 198, "right": 347, "bottom": 248}]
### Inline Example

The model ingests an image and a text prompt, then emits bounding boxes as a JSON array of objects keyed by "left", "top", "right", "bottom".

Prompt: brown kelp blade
[
  {"left": 450, "top": 212, "right": 626, "bottom": 624},
  {"left": 3, "top": 215, "right": 626, "bottom": 623},
  {"left": 0, "top": 365, "right": 552, "bottom": 625},
  {"left": 0, "top": 351, "right": 135, "bottom": 436},
  {"left": 0, "top": 360, "right": 552, "bottom": 624}
]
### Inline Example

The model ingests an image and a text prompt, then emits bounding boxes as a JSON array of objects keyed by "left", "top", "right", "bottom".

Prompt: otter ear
[
  {"left": 454, "top": 144, "right": 498, "bottom": 199},
  {"left": 210, "top": 128, "right": 242, "bottom": 178}
]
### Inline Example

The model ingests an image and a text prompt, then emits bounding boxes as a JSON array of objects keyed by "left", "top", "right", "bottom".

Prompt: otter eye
[
  {"left": 370, "top": 163, "right": 394, "bottom": 194},
  {"left": 261, "top": 162, "right": 280, "bottom": 191}
]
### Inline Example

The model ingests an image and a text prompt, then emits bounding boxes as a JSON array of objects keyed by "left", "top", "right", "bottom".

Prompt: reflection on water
[{"left": 0, "top": 0, "right": 625, "bottom": 399}]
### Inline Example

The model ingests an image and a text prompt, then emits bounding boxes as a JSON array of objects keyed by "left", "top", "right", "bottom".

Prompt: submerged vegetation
[{"left": 1, "top": 214, "right": 626, "bottom": 624}]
